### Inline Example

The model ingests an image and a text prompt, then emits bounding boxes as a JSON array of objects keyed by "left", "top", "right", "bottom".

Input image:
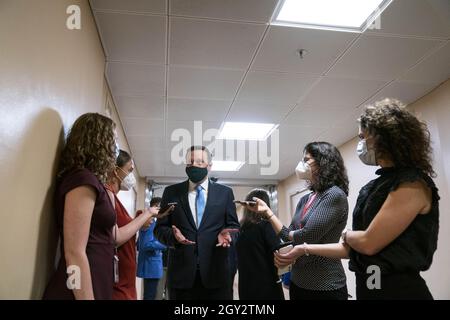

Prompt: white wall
[{"left": 0, "top": 0, "right": 141, "bottom": 299}]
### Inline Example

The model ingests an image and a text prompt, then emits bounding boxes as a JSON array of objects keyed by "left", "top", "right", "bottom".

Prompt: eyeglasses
[{"left": 302, "top": 156, "right": 314, "bottom": 163}]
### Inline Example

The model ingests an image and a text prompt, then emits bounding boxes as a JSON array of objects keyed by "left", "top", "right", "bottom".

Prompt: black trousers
[
  {"left": 356, "top": 272, "right": 433, "bottom": 300},
  {"left": 289, "top": 282, "right": 348, "bottom": 300},
  {"left": 169, "top": 270, "right": 230, "bottom": 300}
]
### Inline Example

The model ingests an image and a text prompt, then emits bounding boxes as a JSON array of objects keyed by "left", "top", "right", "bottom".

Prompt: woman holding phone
[
  {"left": 235, "top": 189, "right": 285, "bottom": 300},
  {"left": 105, "top": 150, "right": 173, "bottom": 300},
  {"left": 245, "top": 142, "right": 349, "bottom": 300}
]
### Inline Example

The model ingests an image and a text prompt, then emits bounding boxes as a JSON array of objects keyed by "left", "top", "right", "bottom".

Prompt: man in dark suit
[{"left": 155, "top": 145, "right": 239, "bottom": 300}]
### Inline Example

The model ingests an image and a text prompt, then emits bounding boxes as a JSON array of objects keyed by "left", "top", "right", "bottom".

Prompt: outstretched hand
[
  {"left": 172, "top": 225, "right": 196, "bottom": 245},
  {"left": 216, "top": 228, "right": 239, "bottom": 247}
]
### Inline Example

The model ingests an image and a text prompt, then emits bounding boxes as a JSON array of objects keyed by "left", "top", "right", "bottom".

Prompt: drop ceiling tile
[
  {"left": 364, "top": 80, "right": 439, "bottom": 106},
  {"left": 284, "top": 105, "right": 356, "bottom": 127},
  {"left": 169, "top": 0, "right": 278, "bottom": 23},
  {"left": 167, "top": 98, "right": 230, "bottom": 121},
  {"left": 298, "top": 77, "right": 387, "bottom": 108},
  {"left": 318, "top": 125, "right": 359, "bottom": 148},
  {"left": 252, "top": 25, "right": 357, "bottom": 74},
  {"left": 106, "top": 62, "right": 165, "bottom": 96},
  {"left": 94, "top": 12, "right": 166, "bottom": 63},
  {"left": 122, "top": 118, "right": 164, "bottom": 136},
  {"left": 327, "top": 35, "right": 442, "bottom": 80},
  {"left": 226, "top": 100, "right": 294, "bottom": 123},
  {"left": 168, "top": 66, "right": 244, "bottom": 100},
  {"left": 170, "top": 17, "right": 265, "bottom": 69},
  {"left": 90, "top": 0, "right": 166, "bottom": 14},
  {"left": 237, "top": 71, "right": 319, "bottom": 105},
  {"left": 401, "top": 41, "right": 450, "bottom": 85},
  {"left": 366, "top": 0, "right": 450, "bottom": 39},
  {"left": 115, "top": 95, "right": 164, "bottom": 119},
  {"left": 127, "top": 135, "right": 165, "bottom": 152}
]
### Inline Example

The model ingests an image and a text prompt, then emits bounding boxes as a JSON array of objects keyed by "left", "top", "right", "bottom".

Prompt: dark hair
[
  {"left": 58, "top": 113, "right": 116, "bottom": 183},
  {"left": 359, "top": 98, "right": 435, "bottom": 177},
  {"left": 150, "top": 197, "right": 162, "bottom": 207},
  {"left": 116, "top": 149, "right": 132, "bottom": 168},
  {"left": 304, "top": 142, "right": 349, "bottom": 195},
  {"left": 240, "top": 189, "right": 271, "bottom": 228},
  {"left": 186, "top": 145, "right": 212, "bottom": 163}
]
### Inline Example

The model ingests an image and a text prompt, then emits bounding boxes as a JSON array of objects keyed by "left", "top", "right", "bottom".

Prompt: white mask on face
[
  {"left": 114, "top": 141, "right": 120, "bottom": 160},
  {"left": 357, "top": 139, "right": 377, "bottom": 166},
  {"left": 295, "top": 161, "right": 312, "bottom": 180},
  {"left": 120, "top": 172, "right": 136, "bottom": 191}
]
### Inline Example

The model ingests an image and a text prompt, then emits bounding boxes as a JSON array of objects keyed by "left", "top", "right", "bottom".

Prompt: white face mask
[
  {"left": 120, "top": 172, "right": 136, "bottom": 191},
  {"left": 357, "top": 139, "right": 377, "bottom": 166},
  {"left": 114, "top": 141, "right": 120, "bottom": 160},
  {"left": 295, "top": 161, "right": 312, "bottom": 180}
]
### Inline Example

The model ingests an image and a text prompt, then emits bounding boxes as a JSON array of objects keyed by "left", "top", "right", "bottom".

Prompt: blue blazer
[
  {"left": 155, "top": 179, "right": 239, "bottom": 289},
  {"left": 137, "top": 220, "right": 166, "bottom": 279}
]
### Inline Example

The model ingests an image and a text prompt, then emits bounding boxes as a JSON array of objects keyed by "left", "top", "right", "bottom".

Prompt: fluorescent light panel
[
  {"left": 217, "top": 122, "right": 278, "bottom": 141},
  {"left": 211, "top": 161, "right": 245, "bottom": 172},
  {"left": 272, "top": 0, "right": 393, "bottom": 33}
]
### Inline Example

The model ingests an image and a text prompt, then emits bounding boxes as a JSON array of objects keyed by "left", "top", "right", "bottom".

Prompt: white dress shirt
[{"left": 188, "top": 178, "right": 209, "bottom": 227}]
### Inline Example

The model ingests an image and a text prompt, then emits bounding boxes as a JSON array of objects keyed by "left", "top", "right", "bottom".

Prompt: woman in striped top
[{"left": 245, "top": 142, "right": 349, "bottom": 300}]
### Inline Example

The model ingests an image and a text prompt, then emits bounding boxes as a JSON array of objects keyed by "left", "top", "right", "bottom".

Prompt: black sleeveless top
[{"left": 349, "top": 167, "right": 439, "bottom": 275}]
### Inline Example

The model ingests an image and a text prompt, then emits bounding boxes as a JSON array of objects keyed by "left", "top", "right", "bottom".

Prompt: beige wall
[
  {"left": 0, "top": 0, "right": 135, "bottom": 299},
  {"left": 408, "top": 80, "right": 450, "bottom": 299},
  {"left": 276, "top": 79, "right": 450, "bottom": 299}
]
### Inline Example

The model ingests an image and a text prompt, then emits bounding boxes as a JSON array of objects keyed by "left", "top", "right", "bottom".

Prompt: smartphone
[
  {"left": 158, "top": 202, "right": 177, "bottom": 215},
  {"left": 233, "top": 200, "right": 257, "bottom": 206}
]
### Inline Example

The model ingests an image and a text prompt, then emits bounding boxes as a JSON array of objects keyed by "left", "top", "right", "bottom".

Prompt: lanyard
[{"left": 300, "top": 193, "right": 316, "bottom": 228}]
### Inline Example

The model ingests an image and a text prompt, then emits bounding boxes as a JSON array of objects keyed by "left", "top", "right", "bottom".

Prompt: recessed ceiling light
[
  {"left": 217, "top": 122, "right": 279, "bottom": 141},
  {"left": 211, "top": 161, "right": 245, "bottom": 172},
  {"left": 271, "top": 0, "right": 393, "bottom": 33}
]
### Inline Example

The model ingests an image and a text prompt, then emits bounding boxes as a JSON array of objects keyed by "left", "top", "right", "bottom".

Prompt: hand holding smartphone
[
  {"left": 233, "top": 200, "right": 257, "bottom": 206},
  {"left": 156, "top": 202, "right": 177, "bottom": 219}
]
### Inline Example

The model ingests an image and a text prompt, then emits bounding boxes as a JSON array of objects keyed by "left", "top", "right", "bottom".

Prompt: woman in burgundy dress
[
  {"left": 104, "top": 150, "right": 159, "bottom": 300},
  {"left": 43, "top": 113, "right": 119, "bottom": 300}
]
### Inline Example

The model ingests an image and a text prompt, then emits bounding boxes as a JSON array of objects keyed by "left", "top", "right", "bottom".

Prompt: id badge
[{"left": 113, "top": 254, "right": 119, "bottom": 284}]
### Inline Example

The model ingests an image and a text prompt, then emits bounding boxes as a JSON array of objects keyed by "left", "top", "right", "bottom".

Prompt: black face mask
[{"left": 186, "top": 166, "right": 208, "bottom": 183}]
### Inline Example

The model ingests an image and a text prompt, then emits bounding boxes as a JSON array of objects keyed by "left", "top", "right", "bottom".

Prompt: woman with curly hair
[
  {"left": 43, "top": 113, "right": 156, "bottom": 300},
  {"left": 275, "top": 99, "right": 440, "bottom": 300},
  {"left": 245, "top": 142, "right": 349, "bottom": 300}
]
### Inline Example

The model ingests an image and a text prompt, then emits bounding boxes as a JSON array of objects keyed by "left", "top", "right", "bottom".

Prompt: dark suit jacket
[{"left": 154, "top": 179, "right": 239, "bottom": 289}]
